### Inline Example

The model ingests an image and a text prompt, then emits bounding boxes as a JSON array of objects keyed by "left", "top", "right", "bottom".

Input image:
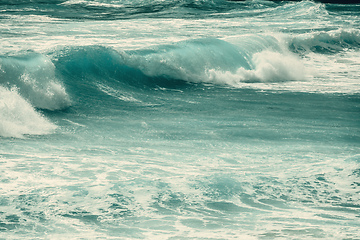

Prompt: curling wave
[{"left": 0, "top": 53, "right": 71, "bottom": 110}]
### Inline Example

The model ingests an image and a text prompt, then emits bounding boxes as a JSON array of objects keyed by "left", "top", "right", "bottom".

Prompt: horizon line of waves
[{"left": 0, "top": 86, "right": 57, "bottom": 138}]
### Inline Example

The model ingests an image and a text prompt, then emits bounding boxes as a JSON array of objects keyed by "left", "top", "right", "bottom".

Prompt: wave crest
[{"left": 206, "top": 50, "right": 310, "bottom": 85}]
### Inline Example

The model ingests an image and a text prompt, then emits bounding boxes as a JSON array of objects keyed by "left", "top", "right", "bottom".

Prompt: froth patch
[{"left": 0, "top": 87, "right": 57, "bottom": 138}]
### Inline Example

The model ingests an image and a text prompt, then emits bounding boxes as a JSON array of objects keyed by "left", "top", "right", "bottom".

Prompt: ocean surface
[{"left": 1, "top": 0, "right": 360, "bottom": 239}]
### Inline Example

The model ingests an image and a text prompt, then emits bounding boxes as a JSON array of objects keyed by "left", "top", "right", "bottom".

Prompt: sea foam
[{"left": 0, "top": 86, "right": 57, "bottom": 138}]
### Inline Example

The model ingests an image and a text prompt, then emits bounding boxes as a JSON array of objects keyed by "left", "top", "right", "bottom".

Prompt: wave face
[{"left": 1, "top": 1, "right": 360, "bottom": 239}]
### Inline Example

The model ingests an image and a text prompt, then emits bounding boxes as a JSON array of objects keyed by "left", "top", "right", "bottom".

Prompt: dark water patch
[
  {"left": 240, "top": 194, "right": 273, "bottom": 211},
  {"left": 0, "top": 0, "right": 66, "bottom": 5},
  {"left": 106, "top": 193, "right": 134, "bottom": 218},
  {"left": 62, "top": 210, "right": 100, "bottom": 224},
  {"left": 151, "top": 190, "right": 188, "bottom": 215},
  {"left": 315, "top": 206, "right": 359, "bottom": 215},
  {"left": 281, "top": 227, "right": 327, "bottom": 239},
  {"left": 315, "top": 213, "right": 348, "bottom": 220},
  {"left": 326, "top": 3, "right": 360, "bottom": 15},
  {"left": 0, "top": 221, "right": 18, "bottom": 231},
  {"left": 206, "top": 201, "right": 251, "bottom": 213},
  {"left": 197, "top": 175, "right": 244, "bottom": 200},
  {"left": 258, "top": 198, "right": 292, "bottom": 209}
]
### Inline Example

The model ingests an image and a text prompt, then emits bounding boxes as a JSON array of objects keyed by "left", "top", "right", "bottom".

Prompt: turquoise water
[{"left": 1, "top": 0, "right": 360, "bottom": 239}]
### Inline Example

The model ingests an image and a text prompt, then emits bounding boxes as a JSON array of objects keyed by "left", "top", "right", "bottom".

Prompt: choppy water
[{"left": 1, "top": 0, "right": 360, "bottom": 239}]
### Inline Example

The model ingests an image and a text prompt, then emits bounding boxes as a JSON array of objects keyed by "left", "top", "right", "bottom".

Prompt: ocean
[{"left": 0, "top": 0, "right": 359, "bottom": 239}]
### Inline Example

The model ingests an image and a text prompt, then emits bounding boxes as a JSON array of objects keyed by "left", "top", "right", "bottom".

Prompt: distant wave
[
  {"left": 3, "top": 0, "right": 359, "bottom": 22},
  {"left": 0, "top": 0, "right": 241, "bottom": 20},
  {"left": 0, "top": 0, "right": 333, "bottom": 20},
  {"left": 289, "top": 29, "right": 360, "bottom": 54}
]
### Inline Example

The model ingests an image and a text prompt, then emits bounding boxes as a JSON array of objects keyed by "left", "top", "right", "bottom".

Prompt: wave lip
[{"left": 0, "top": 87, "right": 57, "bottom": 138}]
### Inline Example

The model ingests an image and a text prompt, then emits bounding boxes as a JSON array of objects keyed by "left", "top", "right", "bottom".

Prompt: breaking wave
[{"left": 54, "top": 36, "right": 310, "bottom": 91}]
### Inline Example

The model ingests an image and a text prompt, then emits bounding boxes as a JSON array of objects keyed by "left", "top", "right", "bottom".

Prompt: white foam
[
  {"left": 206, "top": 50, "right": 311, "bottom": 86},
  {"left": 0, "top": 86, "right": 57, "bottom": 138}
]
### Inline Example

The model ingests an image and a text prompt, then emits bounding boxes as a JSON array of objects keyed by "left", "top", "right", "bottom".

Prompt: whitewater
[{"left": 0, "top": 0, "right": 359, "bottom": 239}]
